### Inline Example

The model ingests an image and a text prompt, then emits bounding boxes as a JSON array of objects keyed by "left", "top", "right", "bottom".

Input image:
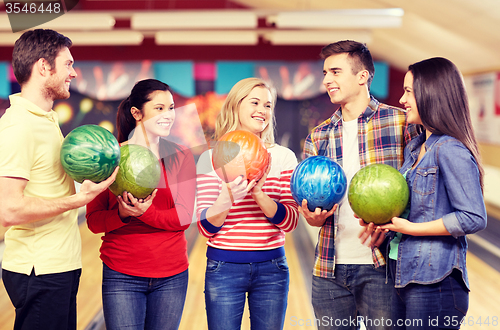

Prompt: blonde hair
[{"left": 213, "top": 77, "right": 277, "bottom": 145}]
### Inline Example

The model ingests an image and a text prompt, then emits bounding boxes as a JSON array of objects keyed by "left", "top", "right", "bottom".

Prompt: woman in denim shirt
[{"left": 374, "top": 57, "right": 487, "bottom": 329}]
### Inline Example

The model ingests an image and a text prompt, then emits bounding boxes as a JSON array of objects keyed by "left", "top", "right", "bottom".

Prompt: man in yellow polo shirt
[{"left": 0, "top": 29, "right": 117, "bottom": 330}]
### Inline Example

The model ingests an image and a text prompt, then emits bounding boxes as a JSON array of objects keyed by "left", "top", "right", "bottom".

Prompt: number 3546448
[{"left": 5, "top": 2, "right": 62, "bottom": 14}]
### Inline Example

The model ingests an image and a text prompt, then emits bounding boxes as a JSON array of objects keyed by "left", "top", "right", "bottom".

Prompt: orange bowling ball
[{"left": 212, "top": 130, "right": 269, "bottom": 183}]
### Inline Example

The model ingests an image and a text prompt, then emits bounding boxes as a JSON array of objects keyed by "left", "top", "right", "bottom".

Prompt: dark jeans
[
  {"left": 311, "top": 264, "right": 393, "bottom": 330},
  {"left": 2, "top": 268, "right": 81, "bottom": 330},
  {"left": 390, "top": 259, "right": 469, "bottom": 329},
  {"left": 102, "top": 263, "right": 188, "bottom": 330}
]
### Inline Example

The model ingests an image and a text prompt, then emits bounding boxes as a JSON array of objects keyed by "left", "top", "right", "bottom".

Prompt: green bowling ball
[
  {"left": 109, "top": 144, "right": 161, "bottom": 199},
  {"left": 348, "top": 163, "right": 409, "bottom": 225},
  {"left": 60, "top": 124, "right": 120, "bottom": 183}
]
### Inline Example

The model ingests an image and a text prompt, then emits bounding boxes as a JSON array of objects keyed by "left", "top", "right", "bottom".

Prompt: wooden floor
[
  {"left": 1, "top": 222, "right": 500, "bottom": 330},
  {"left": 462, "top": 253, "right": 500, "bottom": 329}
]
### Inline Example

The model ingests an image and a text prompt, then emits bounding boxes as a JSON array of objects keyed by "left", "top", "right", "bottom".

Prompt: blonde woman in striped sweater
[{"left": 196, "top": 77, "right": 299, "bottom": 330}]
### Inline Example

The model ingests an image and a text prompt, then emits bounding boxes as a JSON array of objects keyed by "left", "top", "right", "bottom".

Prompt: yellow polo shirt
[{"left": 0, "top": 94, "right": 81, "bottom": 275}]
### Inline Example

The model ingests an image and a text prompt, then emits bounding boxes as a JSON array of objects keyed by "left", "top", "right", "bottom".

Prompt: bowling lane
[
  {"left": 468, "top": 213, "right": 500, "bottom": 273},
  {"left": 1, "top": 215, "right": 500, "bottom": 330},
  {"left": 464, "top": 252, "right": 500, "bottom": 329}
]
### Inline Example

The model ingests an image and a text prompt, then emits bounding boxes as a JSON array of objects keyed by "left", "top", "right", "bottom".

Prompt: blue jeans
[
  {"left": 312, "top": 264, "right": 393, "bottom": 330},
  {"left": 102, "top": 263, "right": 188, "bottom": 330},
  {"left": 392, "top": 268, "right": 468, "bottom": 330},
  {"left": 2, "top": 268, "right": 81, "bottom": 330},
  {"left": 204, "top": 256, "right": 290, "bottom": 330}
]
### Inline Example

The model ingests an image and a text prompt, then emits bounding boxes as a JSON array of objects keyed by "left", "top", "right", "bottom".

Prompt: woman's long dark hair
[
  {"left": 409, "top": 57, "right": 484, "bottom": 191},
  {"left": 116, "top": 79, "right": 181, "bottom": 168}
]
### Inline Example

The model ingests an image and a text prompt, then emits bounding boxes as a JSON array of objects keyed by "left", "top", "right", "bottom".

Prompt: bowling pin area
[{"left": 1, "top": 192, "right": 500, "bottom": 329}]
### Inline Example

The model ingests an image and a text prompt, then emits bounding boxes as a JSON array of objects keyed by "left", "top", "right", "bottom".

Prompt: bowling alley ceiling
[
  {"left": 1, "top": 0, "right": 500, "bottom": 74},
  {"left": 232, "top": 0, "right": 500, "bottom": 74}
]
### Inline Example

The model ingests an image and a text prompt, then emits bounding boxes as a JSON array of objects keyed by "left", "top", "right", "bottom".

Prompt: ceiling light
[
  {"left": 263, "top": 30, "right": 372, "bottom": 45},
  {"left": 0, "top": 32, "right": 21, "bottom": 45},
  {"left": 133, "top": 11, "right": 257, "bottom": 30},
  {"left": 0, "top": 13, "right": 115, "bottom": 31},
  {"left": 35, "top": 13, "right": 115, "bottom": 30},
  {"left": 268, "top": 8, "right": 404, "bottom": 29},
  {"left": 63, "top": 31, "right": 144, "bottom": 46},
  {"left": 0, "top": 15, "right": 11, "bottom": 31},
  {"left": 0, "top": 31, "right": 143, "bottom": 46},
  {"left": 155, "top": 31, "right": 258, "bottom": 45}
]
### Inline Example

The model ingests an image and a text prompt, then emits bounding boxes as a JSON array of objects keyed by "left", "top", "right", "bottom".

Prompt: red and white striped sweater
[{"left": 196, "top": 144, "right": 299, "bottom": 252}]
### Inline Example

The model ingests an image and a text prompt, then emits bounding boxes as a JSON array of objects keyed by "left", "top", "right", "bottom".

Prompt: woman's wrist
[
  {"left": 118, "top": 212, "right": 131, "bottom": 223},
  {"left": 251, "top": 190, "right": 265, "bottom": 198}
]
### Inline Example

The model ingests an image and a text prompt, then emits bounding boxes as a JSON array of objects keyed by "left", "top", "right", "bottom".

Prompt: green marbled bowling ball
[
  {"left": 348, "top": 163, "right": 409, "bottom": 224},
  {"left": 109, "top": 144, "right": 161, "bottom": 199},
  {"left": 60, "top": 124, "right": 120, "bottom": 183}
]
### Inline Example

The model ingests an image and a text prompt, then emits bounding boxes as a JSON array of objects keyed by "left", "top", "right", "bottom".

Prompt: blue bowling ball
[{"left": 290, "top": 156, "right": 347, "bottom": 212}]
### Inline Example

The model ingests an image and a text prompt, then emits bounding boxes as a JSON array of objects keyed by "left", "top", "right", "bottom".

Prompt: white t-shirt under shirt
[{"left": 335, "top": 118, "right": 373, "bottom": 264}]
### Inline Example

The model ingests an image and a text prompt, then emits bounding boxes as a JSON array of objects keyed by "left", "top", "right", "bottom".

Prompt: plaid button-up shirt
[{"left": 303, "top": 96, "right": 420, "bottom": 278}]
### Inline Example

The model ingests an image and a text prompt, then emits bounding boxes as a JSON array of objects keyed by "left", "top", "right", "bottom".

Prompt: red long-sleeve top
[{"left": 86, "top": 143, "right": 196, "bottom": 278}]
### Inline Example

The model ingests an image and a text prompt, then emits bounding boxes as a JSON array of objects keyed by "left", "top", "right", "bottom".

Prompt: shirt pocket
[{"left": 412, "top": 167, "right": 438, "bottom": 196}]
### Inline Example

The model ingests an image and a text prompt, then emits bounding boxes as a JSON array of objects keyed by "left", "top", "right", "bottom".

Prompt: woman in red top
[{"left": 86, "top": 79, "right": 195, "bottom": 330}]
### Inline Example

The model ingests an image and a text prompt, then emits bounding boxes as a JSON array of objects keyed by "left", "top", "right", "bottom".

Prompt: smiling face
[
  {"left": 322, "top": 53, "right": 367, "bottom": 106},
  {"left": 400, "top": 71, "right": 423, "bottom": 125},
  {"left": 236, "top": 86, "right": 272, "bottom": 136},
  {"left": 43, "top": 47, "right": 76, "bottom": 100},
  {"left": 138, "top": 90, "right": 175, "bottom": 139}
]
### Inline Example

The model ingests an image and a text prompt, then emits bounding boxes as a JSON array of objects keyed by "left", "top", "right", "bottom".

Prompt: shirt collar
[
  {"left": 330, "top": 95, "right": 379, "bottom": 126},
  {"left": 408, "top": 131, "right": 443, "bottom": 154},
  {"left": 363, "top": 96, "right": 380, "bottom": 122},
  {"left": 9, "top": 93, "right": 58, "bottom": 122},
  {"left": 424, "top": 133, "right": 443, "bottom": 150}
]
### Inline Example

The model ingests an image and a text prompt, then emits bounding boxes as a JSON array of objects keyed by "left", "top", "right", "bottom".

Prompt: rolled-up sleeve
[{"left": 438, "top": 141, "right": 487, "bottom": 237}]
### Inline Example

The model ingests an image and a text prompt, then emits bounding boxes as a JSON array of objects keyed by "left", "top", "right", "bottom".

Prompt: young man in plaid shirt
[{"left": 299, "top": 40, "right": 420, "bottom": 330}]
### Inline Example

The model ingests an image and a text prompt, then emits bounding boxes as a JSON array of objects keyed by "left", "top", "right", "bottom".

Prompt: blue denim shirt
[{"left": 393, "top": 132, "right": 487, "bottom": 289}]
